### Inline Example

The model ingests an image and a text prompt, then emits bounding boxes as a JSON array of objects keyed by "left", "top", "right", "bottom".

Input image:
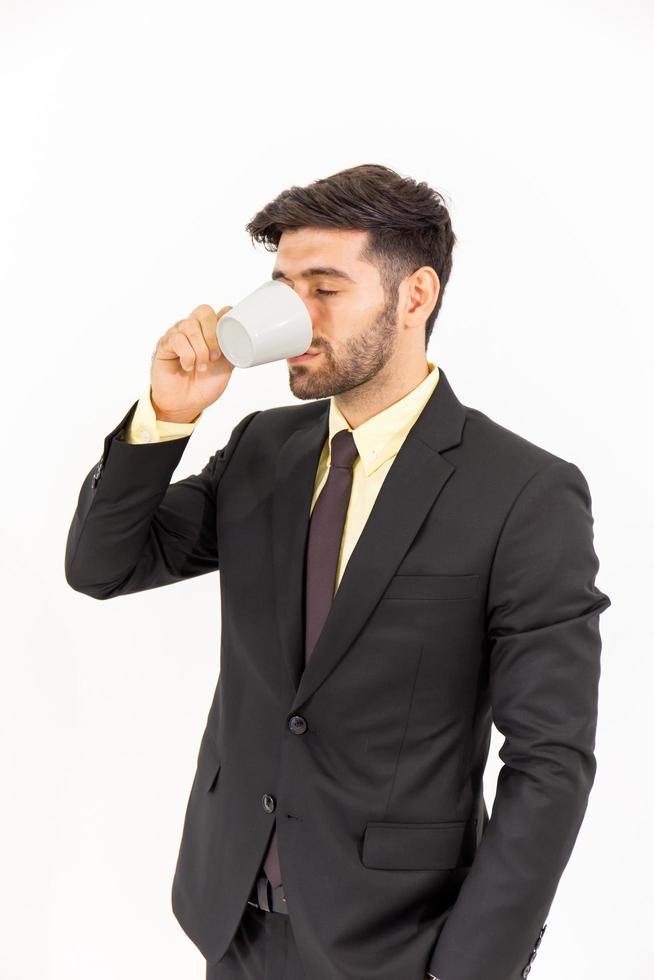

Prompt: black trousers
[{"left": 206, "top": 901, "right": 307, "bottom": 980}]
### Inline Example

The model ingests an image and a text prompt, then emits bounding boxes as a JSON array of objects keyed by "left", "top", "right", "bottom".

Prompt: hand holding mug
[{"left": 151, "top": 304, "right": 235, "bottom": 422}]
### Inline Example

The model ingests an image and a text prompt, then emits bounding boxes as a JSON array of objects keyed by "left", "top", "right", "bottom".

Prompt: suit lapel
[{"left": 271, "top": 367, "right": 467, "bottom": 711}]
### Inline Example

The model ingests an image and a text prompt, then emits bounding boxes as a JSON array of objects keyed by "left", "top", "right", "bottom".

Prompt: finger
[
  {"left": 170, "top": 331, "right": 196, "bottom": 372},
  {"left": 157, "top": 322, "right": 184, "bottom": 361},
  {"left": 179, "top": 317, "right": 212, "bottom": 372},
  {"left": 192, "top": 303, "right": 233, "bottom": 362},
  {"left": 192, "top": 305, "right": 221, "bottom": 362},
  {"left": 154, "top": 319, "right": 183, "bottom": 361}
]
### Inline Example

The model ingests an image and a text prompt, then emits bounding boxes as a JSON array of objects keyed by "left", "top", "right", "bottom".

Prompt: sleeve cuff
[{"left": 126, "top": 384, "right": 202, "bottom": 444}]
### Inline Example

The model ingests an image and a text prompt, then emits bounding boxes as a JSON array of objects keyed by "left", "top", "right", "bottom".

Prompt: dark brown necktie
[{"left": 263, "top": 429, "right": 359, "bottom": 888}]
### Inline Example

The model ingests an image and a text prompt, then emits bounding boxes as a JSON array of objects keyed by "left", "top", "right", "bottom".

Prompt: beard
[{"left": 287, "top": 293, "right": 399, "bottom": 401}]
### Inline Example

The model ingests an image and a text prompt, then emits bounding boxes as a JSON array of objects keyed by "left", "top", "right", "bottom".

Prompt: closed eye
[{"left": 316, "top": 289, "right": 338, "bottom": 296}]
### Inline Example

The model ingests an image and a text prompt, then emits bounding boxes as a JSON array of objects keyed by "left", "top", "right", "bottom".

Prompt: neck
[{"left": 334, "top": 356, "right": 430, "bottom": 429}]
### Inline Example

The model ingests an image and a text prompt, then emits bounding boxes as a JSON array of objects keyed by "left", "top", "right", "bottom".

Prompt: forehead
[{"left": 273, "top": 227, "right": 374, "bottom": 279}]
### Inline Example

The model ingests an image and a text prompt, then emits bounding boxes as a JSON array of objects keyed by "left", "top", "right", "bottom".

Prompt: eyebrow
[{"left": 271, "top": 266, "right": 356, "bottom": 284}]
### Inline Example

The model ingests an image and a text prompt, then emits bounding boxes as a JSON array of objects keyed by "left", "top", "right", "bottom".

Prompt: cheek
[{"left": 326, "top": 297, "right": 375, "bottom": 332}]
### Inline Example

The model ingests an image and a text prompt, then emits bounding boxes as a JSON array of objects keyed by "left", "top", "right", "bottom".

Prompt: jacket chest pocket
[{"left": 381, "top": 573, "right": 479, "bottom": 601}]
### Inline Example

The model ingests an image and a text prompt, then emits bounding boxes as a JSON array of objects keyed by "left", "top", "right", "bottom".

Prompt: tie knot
[{"left": 330, "top": 428, "right": 359, "bottom": 469}]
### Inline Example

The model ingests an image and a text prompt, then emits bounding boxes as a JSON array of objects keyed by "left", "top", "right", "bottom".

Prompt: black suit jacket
[{"left": 65, "top": 367, "right": 611, "bottom": 980}]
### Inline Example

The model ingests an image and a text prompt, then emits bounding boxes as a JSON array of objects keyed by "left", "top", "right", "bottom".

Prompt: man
[{"left": 65, "top": 164, "right": 611, "bottom": 980}]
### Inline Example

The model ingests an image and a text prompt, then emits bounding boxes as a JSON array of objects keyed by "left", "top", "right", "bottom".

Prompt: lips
[{"left": 288, "top": 350, "right": 321, "bottom": 363}]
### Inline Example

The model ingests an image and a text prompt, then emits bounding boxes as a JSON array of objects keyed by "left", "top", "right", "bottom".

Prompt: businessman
[{"left": 65, "top": 164, "right": 611, "bottom": 980}]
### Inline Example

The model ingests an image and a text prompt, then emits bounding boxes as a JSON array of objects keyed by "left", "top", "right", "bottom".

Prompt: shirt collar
[{"left": 327, "top": 361, "right": 440, "bottom": 477}]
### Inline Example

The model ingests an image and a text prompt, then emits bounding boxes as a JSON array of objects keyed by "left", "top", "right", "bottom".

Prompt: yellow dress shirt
[
  {"left": 311, "top": 360, "right": 439, "bottom": 591},
  {"left": 126, "top": 361, "right": 440, "bottom": 592}
]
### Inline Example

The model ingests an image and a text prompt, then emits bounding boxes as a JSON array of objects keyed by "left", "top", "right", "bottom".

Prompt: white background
[{"left": 1, "top": 1, "right": 649, "bottom": 977}]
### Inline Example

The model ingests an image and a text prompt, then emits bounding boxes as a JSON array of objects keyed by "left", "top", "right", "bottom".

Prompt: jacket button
[
  {"left": 288, "top": 714, "right": 307, "bottom": 734},
  {"left": 262, "top": 794, "right": 276, "bottom": 813}
]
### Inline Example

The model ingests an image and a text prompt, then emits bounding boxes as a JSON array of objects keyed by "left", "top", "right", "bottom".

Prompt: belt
[{"left": 247, "top": 873, "right": 289, "bottom": 914}]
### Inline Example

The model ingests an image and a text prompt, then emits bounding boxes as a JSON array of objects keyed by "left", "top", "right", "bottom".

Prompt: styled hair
[{"left": 244, "top": 163, "right": 457, "bottom": 350}]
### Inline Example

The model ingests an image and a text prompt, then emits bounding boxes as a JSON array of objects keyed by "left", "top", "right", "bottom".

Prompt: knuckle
[{"left": 184, "top": 317, "right": 203, "bottom": 335}]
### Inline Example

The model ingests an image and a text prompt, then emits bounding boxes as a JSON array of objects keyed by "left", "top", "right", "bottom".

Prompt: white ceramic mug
[{"left": 216, "top": 280, "right": 313, "bottom": 368}]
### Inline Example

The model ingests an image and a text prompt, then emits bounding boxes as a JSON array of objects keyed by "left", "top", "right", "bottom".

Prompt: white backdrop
[{"left": 1, "top": 1, "right": 649, "bottom": 977}]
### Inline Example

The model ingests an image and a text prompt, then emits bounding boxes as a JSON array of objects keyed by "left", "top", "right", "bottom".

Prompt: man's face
[{"left": 271, "top": 227, "right": 401, "bottom": 400}]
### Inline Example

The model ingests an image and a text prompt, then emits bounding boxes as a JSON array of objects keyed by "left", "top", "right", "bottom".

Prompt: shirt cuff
[{"left": 125, "top": 384, "right": 202, "bottom": 444}]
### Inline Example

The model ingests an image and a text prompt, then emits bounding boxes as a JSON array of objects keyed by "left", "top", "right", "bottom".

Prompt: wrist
[
  {"left": 152, "top": 402, "right": 202, "bottom": 424},
  {"left": 156, "top": 412, "right": 201, "bottom": 424},
  {"left": 149, "top": 386, "right": 202, "bottom": 424}
]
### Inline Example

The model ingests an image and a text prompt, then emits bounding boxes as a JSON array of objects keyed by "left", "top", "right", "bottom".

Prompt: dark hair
[{"left": 244, "top": 163, "right": 457, "bottom": 350}]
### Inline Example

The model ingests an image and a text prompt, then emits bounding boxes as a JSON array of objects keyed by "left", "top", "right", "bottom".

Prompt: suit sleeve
[
  {"left": 426, "top": 459, "right": 612, "bottom": 980},
  {"left": 64, "top": 399, "right": 260, "bottom": 600}
]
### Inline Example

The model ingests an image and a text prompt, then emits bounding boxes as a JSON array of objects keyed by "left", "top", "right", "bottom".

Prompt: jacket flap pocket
[
  {"left": 361, "top": 819, "right": 476, "bottom": 870},
  {"left": 382, "top": 573, "right": 479, "bottom": 600}
]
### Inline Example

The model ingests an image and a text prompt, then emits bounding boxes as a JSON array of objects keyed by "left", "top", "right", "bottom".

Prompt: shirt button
[{"left": 138, "top": 428, "right": 152, "bottom": 443}]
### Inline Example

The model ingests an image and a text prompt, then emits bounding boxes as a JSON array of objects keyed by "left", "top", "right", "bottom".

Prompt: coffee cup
[{"left": 216, "top": 280, "right": 313, "bottom": 368}]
